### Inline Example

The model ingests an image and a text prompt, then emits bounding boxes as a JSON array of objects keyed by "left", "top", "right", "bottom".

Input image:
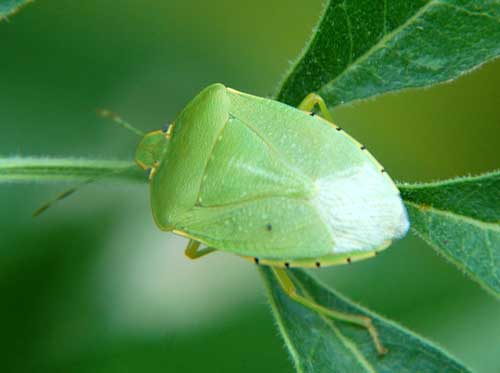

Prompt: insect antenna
[
  {"left": 33, "top": 165, "right": 138, "bottom": 217},
  {"left": 97, "top": 109, "right": 144, "bottom": 137},
  {"left": 35, "top": 110, "right": 144, "bottom": 217}
]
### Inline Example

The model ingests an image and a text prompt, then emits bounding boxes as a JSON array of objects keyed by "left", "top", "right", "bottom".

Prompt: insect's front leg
[
  {"left": 184, "top": 240, "right": 216, "bottom": 259},
  {"left": 271, "top": 266, "right": 387, "bottom": 356},
  {"left": 298, "top": 93, "right": 334, "bottom": 122}
]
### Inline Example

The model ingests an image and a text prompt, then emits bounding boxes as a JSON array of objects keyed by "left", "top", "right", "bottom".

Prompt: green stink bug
[{"left": 135, "top": 83, "right": 409, "bottom": 355}]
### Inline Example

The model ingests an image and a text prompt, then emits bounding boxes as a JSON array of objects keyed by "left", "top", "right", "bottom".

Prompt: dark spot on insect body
[
  {"left": 381, "top": 168, "right": 386, "bottom": 173},
  {"left": 309, "top": 112, "right": 316, "bottom": 116},
  {"left": 146, "top": 168, "right": 152, "bottom": 178},
  {"left": 336, "top": 127, "right": 342, "bottom": 131},
  {"left": 346, "top": 257, "right": 352, "bottom": 264},
  {"left": 266, "top": 223, "right": 272, "bottom": 231},
  {"left": 315, "top": 262, "right": 321, "bottom": 268},
  {"left": 285, "top": 262, "right": 290, "bottom": 268},
  {"left": 254, "top": 257, "right": 260, "bottom": 265},
  {"left": 360, "top": 145, "right": 366, "bottom": 150}
]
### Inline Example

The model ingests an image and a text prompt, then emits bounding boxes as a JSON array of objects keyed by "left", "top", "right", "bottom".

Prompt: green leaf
[
  {"left": 400, "top": 170, "right": 500, "bottom": 296},
  {"left": 276, "top": 0, "right": 500, "bottom": 107},
  {"left": 0, "top": 157, "right": 145, "bottom": 183},
  {"left": 0, "top": 0, "right": 34, "bottom": 20},
  {"left": 259, "top": 267, "right": 470, "bottom": 372}
]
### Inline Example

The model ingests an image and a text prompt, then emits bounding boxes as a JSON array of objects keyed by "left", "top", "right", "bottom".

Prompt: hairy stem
[{"left": 0, "top": 157, "right": 145, "bottom": 183}]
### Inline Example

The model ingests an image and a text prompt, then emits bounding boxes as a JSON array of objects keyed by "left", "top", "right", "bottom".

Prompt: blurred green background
[{"left": 1, "top": 1, "right": 499, "bottom": 372}]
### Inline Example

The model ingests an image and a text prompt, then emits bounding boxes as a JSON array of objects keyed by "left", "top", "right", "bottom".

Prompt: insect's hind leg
[
  {"left": 297, "top": 93, "right": 334, "bottom": 122},
  {"left": 184, "top": 240, "right": 216, "bottom": 259},
  {"left": 271, "top": 267, "right": 387, "bottom": 356}
]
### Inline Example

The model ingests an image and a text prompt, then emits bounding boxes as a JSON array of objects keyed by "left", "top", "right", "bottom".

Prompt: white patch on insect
[{"left": 310, "top": 163, "right": 409, "bottom": 253}]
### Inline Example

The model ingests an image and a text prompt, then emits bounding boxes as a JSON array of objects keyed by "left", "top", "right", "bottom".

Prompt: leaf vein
[
  {"left": 404, "top": 201, "right": 500, "bottom": 229},
  {"left": 319, "top": 0, "right": 441, "bottom": 98},
  {"left": 291, "top": 272, "right": 375, "bottom": 373},
  {"left": 341, "top": 1, "right": 354, "bottom": 65},
  {"left": 437, "top": 1, "right": 500, "bottom": 22}
]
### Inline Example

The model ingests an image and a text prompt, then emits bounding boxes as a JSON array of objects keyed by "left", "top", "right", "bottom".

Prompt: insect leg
[
  {"left": 271, "top": 267, "right": 387, "bottom": 356},
  {"left": 297, "top": 93, "right": 334, "bottom": 122},
  {"left": 184, "top": 240, "right": 216, "bottom": 259}
]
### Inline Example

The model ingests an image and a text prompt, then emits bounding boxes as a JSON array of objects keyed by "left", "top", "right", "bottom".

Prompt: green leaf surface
[
  {"left": 400, "top": 170, "right": 500, "bottom": 296},
  {"left": 0, "top": 157, "right": 144, "bottom": 183},
  {"left": 259, "top": 267, "right": 470, "bottom": 373},
  {"left": 277, "top": 0, "right": 500, "bottom": 107},
  {"left": 0, "top": 0, "right": 33, "bottom": 20}
]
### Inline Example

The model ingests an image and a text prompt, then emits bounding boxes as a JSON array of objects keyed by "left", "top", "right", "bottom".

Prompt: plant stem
[{"left": 0, "top": 157, "right": 145, "bottom": 183}]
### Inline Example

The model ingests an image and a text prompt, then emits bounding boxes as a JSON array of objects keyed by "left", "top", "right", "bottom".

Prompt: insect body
[{"left": 135, "top": 83, "right": 409, "bottom": 355}]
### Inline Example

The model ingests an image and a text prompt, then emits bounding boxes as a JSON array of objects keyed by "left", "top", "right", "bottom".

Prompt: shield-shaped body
[{"left": 141, "top": 83, "right": 409, "bottom": 267}]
